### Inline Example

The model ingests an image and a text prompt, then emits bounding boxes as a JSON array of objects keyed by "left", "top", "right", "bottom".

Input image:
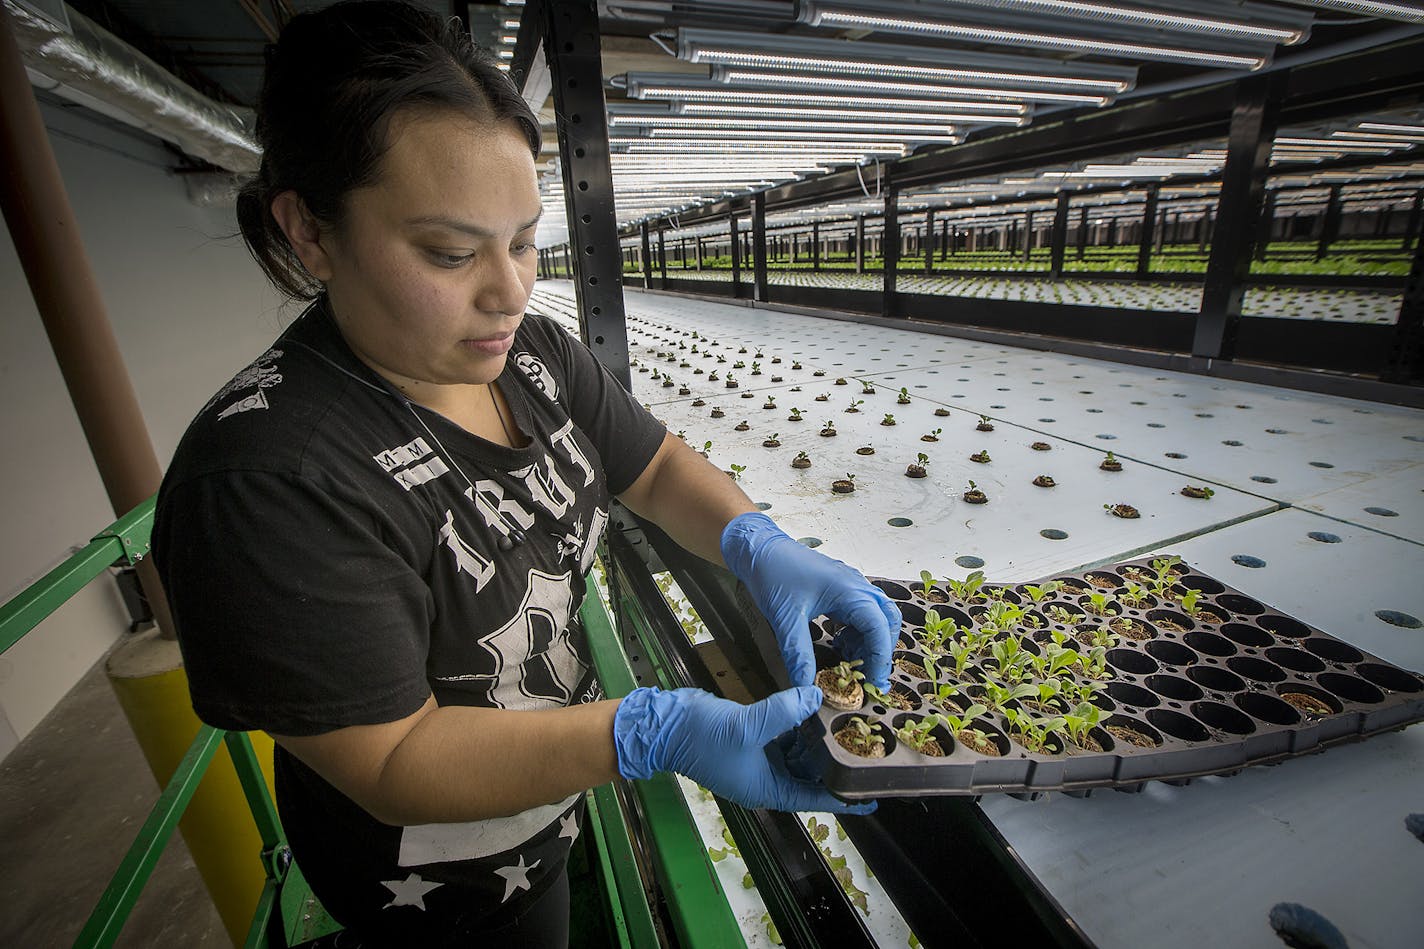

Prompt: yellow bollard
[{"left": 106, "top": 628, "right": 277, "bottom": 948}]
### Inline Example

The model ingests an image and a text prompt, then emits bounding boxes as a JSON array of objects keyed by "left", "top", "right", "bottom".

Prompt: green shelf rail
[{"left": 1, "top": 497, "right": 739, "bottom": 948}]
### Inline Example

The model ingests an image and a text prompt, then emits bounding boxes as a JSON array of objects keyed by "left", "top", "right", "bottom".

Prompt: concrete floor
[{"left": 0, "top": 654, "right": 227, "bottom": 948}]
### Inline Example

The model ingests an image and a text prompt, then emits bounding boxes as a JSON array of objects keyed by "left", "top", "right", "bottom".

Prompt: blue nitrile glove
[
  {"left": 721, "top": 511, "right": 901, "bottom": 691},
  {"left": 613, "top": 685, "right": 876, "bottom": 815}
]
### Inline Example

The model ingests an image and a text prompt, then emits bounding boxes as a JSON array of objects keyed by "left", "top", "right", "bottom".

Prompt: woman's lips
[{"left": 461, "top": 332, "right": 514, "bottom": 356}]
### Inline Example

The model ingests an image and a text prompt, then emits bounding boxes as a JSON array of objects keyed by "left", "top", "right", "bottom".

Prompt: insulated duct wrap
[{"left": 5, "top": 0, "right": 259, "bottom": 173}]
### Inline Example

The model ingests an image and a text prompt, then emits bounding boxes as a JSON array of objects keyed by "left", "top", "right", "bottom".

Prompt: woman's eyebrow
[{"left": 404, "top": 211, "right": 543, "bottom": 237}]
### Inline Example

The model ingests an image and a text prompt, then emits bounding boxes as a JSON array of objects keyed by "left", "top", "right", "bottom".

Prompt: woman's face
[{"left": 319, "top": 109, "right": 543, "bottom": 395}]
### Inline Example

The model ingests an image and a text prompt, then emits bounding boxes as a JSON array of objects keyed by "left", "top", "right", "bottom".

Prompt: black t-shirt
[{"left": 152, "top": 298, "right": 665, "bottom": 933}]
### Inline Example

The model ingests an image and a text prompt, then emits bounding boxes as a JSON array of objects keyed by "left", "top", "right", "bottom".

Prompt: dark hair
[{"left": 236, "top": 0, "right": 541, "bottom": 299}]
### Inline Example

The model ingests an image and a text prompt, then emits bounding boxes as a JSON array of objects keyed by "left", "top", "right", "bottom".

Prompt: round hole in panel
[
  {"left": 1375, "top": 610, "right": 1421, "bottom": 629},
  {"left": 1364, "top": 507, "right": 1398, "bottom": 517},
  {"left": 797, "top": 537, "right": 822, "bottom": 548},
  {"left": 1309, "top": 461, "right": 1334, "bottom": 469},
  {"left": 1231, "top": 554, "right": 1266, "bottom": 568},
  {"left": 755, "top": 501, "right": 772, "bottom": 511},
  {"left": 1250, "top": 475, "right": 1277, "bottom": 483},
  {"left": 888, "top": 517, "right": 913, "bottom": 528},
  {"left": 1040, "top": 528, "right": 1068, "bottom": 540},
  {"left": 954, "top": 555, "right": 986, "bottom": 569},
  {"left": 1306, "top": 531, "right": 1341, "bottom": 544}
]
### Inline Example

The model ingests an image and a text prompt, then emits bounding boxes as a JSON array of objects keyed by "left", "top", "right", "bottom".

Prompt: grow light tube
[
  {"left": 634, "top": 87, "right": 1029, "bottom": 115},
  {"left": 647, "top": 129, "right": 959, "bottom": 145},
  {"left": 1358, "top": 122, "right": 1424, "bottom": 134},
  {"left": 699, "top": 52, "right": 1131, "bottom": 91},
  {"left": 1270, "top": 0, "right": 1424, "bottom": 24},
  {"left": 676, "top": 105, "right": 1025, "bottom": 126},
  {"left": 802, "top": 7, "right": 1269, "bottom": 69},
  {"left": 925, "top": 0, "right": 1309, "bottom": 44},
  {"left": 616, "top": 116, "right": 961, "bottom": 137},
  {"left": 719, "top": 70, "right": 1111, "bottom": 106}
]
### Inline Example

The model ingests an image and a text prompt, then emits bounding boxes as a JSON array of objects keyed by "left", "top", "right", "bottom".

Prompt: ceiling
[{"left": 26, "top": 1, "right": 1424, "bottom": 244}]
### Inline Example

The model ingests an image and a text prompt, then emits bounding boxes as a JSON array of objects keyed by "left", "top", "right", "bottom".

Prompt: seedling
[
  {"left": 861, "top": 382, "right": 876, "bottom": 395},
  {"left": 895, "top": 715, "right": 946, "bottom": 755},
  {"left": 940, "top": 703, "right": 990, "bottom": 740},
  {"left": 845, "top": 399, "right": 865, "bottom": 413},
  {"left": 751, "top": 361, "right": 762, "bottom": 375},
  {"left": 817, "top": 659, "right": 866, "bottom": 711},
  {"left": 918, "top": 569, "right": 938, "bottom": 599},
  {"left": 1046, "top": 604, "right": 1076, "bottom": 624},
  {"left": 1084, "top": 627, "right": 1121, "bottom": 651},
  {"left": 1120, "top": 582, "right": 1150, "bottom": 607},
  {"left": 792, "top": 450, "right": 811, "bottom": 468},
  {"left": 1004, "top": 708, "right": 1066, "bottom": 753},
  {"left": 834, "top": 715, "right": 887, "bottom": 758},
  {"left": 980, "top": 680, "right": 1039, "bottom": 714},
  {"left": 970, "top": 450, "right": 991, "bottom": 464},
  {"left": 919, "top": 609, "right": 958, "bottom": 655},
  {"left": 897, "top": 387, "right": 912, "bottom": 404},
  {"left": 946, "top": 570, "right": 987, "bottom": 602},
  {"left": 1062, "top": 701, "right": 1102, "bottom": 749},
  {"left": 728, "top": 463, "right": 746, "bottom": 482},
  {"left": 763, "top": 396, "right": 777, "bottom": 409},
  {"left": 1022, "top": 581, "right": 1061, "bottom": 604},
  {"left": 788, "top": 407, "right": 804, "bottom": 421},
  {"left": 882, "top": 413, "right": 897, "bottom": 426},
  {"left": 962, "top": 479, "right": 988, "bottom": 504},
  {"left": 700, "top": 440, "right": 713, "bottom": 456},
  {"left": 1179, "top": 588, "right": 1203, "bottom": 615},
  {"left": 675, "top": 430, "right": 687, "bottom": 440},
  {"left": 976, "top": 414, "right": 995, "bottom": 432},
  {"left": 921, "top": 427, "right": 943, "bottom": 442},
  {"left": 1083, "top": 591, "right": 1117, "bottom": 616},
  {"left": 820, "top": 420, "right": 838, "bottom": 436}
]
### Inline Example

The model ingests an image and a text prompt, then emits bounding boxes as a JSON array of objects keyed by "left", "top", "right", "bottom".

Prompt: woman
[{"left": 152, "top": 2, "right": 899, "bottom": 945}]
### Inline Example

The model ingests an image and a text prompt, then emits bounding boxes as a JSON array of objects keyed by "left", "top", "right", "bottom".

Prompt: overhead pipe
[{"left": 3, "top": 0, "right": 257, "bottom": 174}]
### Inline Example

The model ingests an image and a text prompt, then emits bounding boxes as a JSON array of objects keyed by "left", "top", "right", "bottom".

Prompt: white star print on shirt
[
  {"left": 558, "top": 811, "right": 579, "bottom": 844},
  {"left": 494, "top": 853, "right": 541, "bottom": 903},
  {"left": 380, "top": 872, "right": 443, "bottom": 911}
]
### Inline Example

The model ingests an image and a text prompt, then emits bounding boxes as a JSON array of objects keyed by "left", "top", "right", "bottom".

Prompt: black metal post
[
  {"left": 752, "top": 192, "right": 769, "bottom": 303},
  {"left": 524, "top": 0, "right": 631, "bottom": 386},
  {"left": 1404, "top": 191, "right": 1422, "bottom": 250},
  {"left": 924, "top": 207, "right": 936, "bottom": 274},
  {"left": 657, "top": 226, "right": 667, "bottom": 285},
  {"left": 1316, "top": 184, "right": 1343, "bottom": 261},
  {"left": 856, "top": 214, "right": 866, "bottom": 274},
  {"left": 729, "top": 213, "right": 741, "bottom": 288},
  {"left": 640, "top": 221, "right": 653, "bottom": 290},
  {"left": 1105, "top": 216, "right": 1118, "bottom": 249},
  {"left": 1137, "top": 186, "right": 1159, "bottom": 277},
  {"left": 883, "top": 181, "right": 899, "bottom": 318},
  {"left": 1076, "top": 206, "right": 1089, "bottom": 260},
  {"left": 812, "top": 220, "right": 820, "bottom": 272},
  {"left": 1256, "top": 190, "right": 1277, "bottom": 261},
  {"left": 1382, "top": 207, "right": 1424, "bottom": 384},
  {"left": 678, "top": 236, "right": 685, "bottom": 269},
  {"left": 696, "top": 236, "right": 703, "bottom": 271},
  {"left": 1022, "top": 210, "right": 1034, "bottom": 263},
  {"left": 1049, "top": 191, "right": 1071, "bottom": 280},
  {"left": 1194, "top": 72, "right": 1285, "bottom": 363}
]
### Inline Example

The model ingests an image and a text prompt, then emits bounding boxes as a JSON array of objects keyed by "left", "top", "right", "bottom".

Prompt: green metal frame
[{"left": 1, "top": 499, "right": 744, "bottom": 948}]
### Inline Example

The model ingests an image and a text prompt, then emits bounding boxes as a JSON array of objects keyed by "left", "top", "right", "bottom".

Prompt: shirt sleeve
[
  {"left": 153, "top": 469, "right": 434, "bottom": 736},
  {"left": 532, "top": 316, "right": 667, "bottom": 496}
]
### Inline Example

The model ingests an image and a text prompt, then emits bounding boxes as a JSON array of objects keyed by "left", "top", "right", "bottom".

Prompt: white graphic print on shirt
[
  {"left": 373, "top": 436, "right": 451, "bottom": 491},
  {"left": 515, "top": 352, "right": 558, "bottom": 401}
]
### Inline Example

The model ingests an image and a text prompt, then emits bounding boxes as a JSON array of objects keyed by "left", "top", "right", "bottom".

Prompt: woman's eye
[
  {"left": 512, "top": 243, "right": 535, "bottom": 255},
  {"left": 429, "top": 250, "right": 473, "bottom": 268}
]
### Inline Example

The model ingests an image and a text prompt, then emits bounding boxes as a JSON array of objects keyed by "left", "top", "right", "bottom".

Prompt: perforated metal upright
[{"left": 513, "top": 0, "right": 631, "bottom": 388}]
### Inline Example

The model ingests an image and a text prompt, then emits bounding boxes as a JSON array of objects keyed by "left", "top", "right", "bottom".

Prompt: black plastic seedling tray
[{"left": 800, "top": 556, "right": 1424, "bottom": 799}]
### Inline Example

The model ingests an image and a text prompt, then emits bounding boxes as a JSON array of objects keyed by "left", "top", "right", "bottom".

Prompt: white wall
[{"left": 0, "top": 97, "right": 297, "bottom": 760}]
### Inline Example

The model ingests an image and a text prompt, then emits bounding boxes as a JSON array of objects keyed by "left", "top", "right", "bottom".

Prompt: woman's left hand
[{"left": 721, "top": 512, "right": 901, "bottom": 690}]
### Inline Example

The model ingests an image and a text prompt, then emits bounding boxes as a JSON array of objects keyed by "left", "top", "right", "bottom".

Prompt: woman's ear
[{"left": 270, "top": 190, "right": 334, "bottom": 282}]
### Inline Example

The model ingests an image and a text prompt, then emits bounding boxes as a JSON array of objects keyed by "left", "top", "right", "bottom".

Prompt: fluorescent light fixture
[
  {"left": 627, "top": 82, "right": 1028, "bottom": 115},
  {"left": 611, "top": 115, "right": 960, "bottom": 137},
  {"left": 674, "top": 28, "right": 1136, "bottom": 91},
  {"left": 1269, "top": 0, "right": 1424, "bottom": 23},
  {"left": 1358, "top": 121, "right": 1424, "bottom": 133},
  {"left": 803, "top": 6, "right": 1268, "bottom": 69},
  {"left": 676, "top": 104, "right": 1024, "bottom": 125},
  {"left": 648, "top": 128, "right": 953, "bottom": 145},
  {"left": 719, "top": 69, "right": 1111, "bottom": 106},
  {"left": 1276, "top": 136, "right": 1406, "bottom": 150},
  {"left": 922, "top": 0, "right": 1309, "bottom": 44}
]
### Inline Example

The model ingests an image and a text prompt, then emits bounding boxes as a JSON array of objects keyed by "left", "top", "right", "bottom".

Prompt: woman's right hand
[{"left": 613, "top": 686, "right": 876, "bottom": 814}]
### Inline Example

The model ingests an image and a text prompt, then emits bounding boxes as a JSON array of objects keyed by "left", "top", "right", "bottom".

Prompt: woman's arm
[
  {"left": 615, "top": 431, "right": 756, "bottom": 563},
  {"left": 272, "top": 696, "right": 621, "bottom": 826}
]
